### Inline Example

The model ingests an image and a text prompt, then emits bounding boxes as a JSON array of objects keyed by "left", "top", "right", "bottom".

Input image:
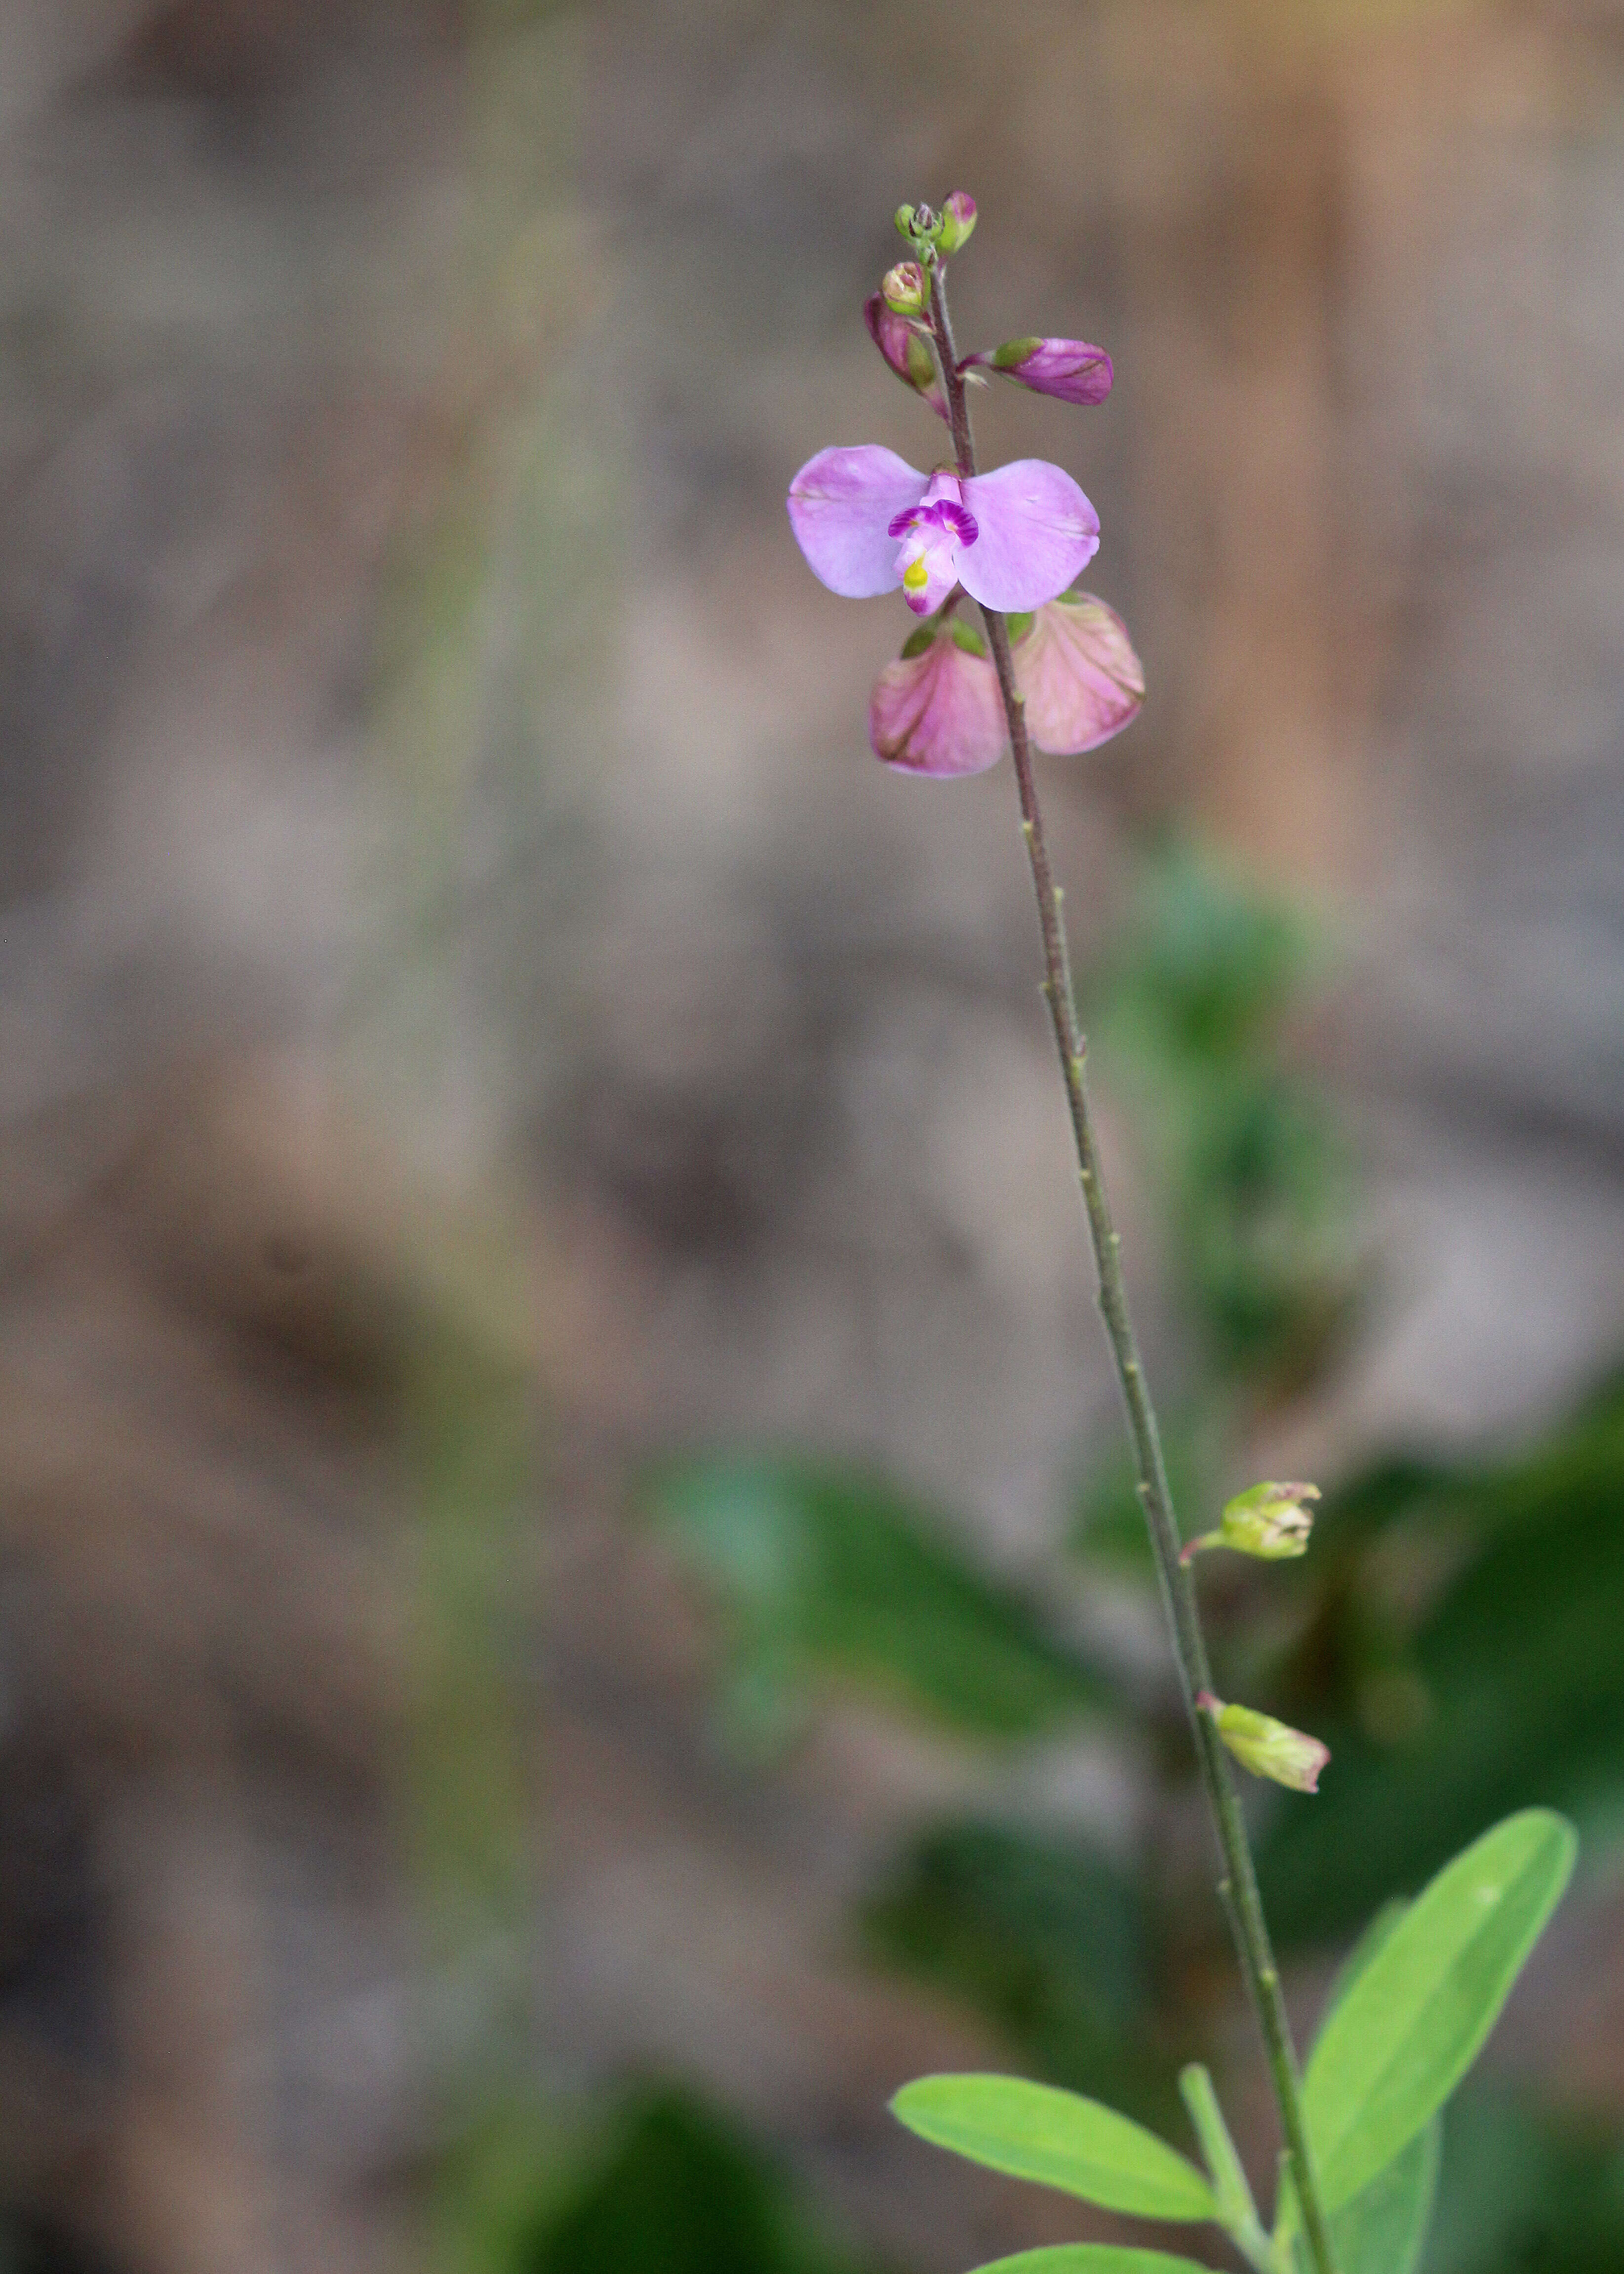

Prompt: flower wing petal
[
  {"left": 787, "top": 446, "right": 928, "bottom": 597},
  {"left": 955, "top": 459, "right": 1100, "bottom": 610},
  {"left": 870, "top": 633, "right": 1005, "bottom": 778},
  {"left": 1016, "top": 593, "right": 1144, "bottom": 753}
]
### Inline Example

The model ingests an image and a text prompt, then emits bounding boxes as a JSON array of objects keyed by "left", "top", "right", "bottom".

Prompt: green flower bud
[
  {"left": 1199, "top": 1692, "right": 1329, "bottom": 1794},
  {"left": 881, "top": 261, "right": 929, "bottom": 317},
  {"left": 1181, "top": 1480, "right": 1318, "bottom": 1564},
  {"left": 894, "top": 204, "right": 917, "bottom": 240},
  {"left": 936, "top": 191, "right": 977, "bottom": 255}
]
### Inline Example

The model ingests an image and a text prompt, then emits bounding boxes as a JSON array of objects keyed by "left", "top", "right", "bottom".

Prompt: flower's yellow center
[{"left": 902, "top": 557, "right": 929, "bottom": 594}]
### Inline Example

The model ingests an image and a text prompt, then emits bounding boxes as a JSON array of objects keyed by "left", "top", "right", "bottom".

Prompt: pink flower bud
[
  {"left": 937, "top": 191, "right": 977, "bottom": 255},
  {"left": 869, "top": 618, "right": 1005, "bottom": 779},
  {"left": 963, "top": 336, "right": 1113, "bottom": 407},
  {"left": 1012, "top": 593, "right": 1143, "bottom": 754},
  {"left": 881, "top": 261, "right": 929, "bottom": 317},
  {"left": 1198, "top": 1692, "right": 1329, "bottom": 1794},
  {"left": 863, "top": 294, "right": 949, "bottom": 423}
]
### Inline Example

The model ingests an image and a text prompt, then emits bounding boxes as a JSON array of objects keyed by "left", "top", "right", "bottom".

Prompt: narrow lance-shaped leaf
[
  {"left": 1178, "top": 2065, "right": 1261, "bottom": 2246},
  {"left": 1304, "top": 1808, "right": 1577, "bottom": 2209},
  {"left": 891, "top": 2074, "right": 1216, "bottom": 2223}
]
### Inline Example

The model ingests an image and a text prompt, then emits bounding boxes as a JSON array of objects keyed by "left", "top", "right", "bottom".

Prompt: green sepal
[
  {"left": 950, "top": 621, "right": 988, "bottom": 657},
  {"left": 899, "top": 623, "right": 940, "bottom": 660},
  {"left": 991, "top": 336, "right": 1042, "bottom": 369},
  {"left": 1005, "top": 610, "right": 1035, "bottom": 645}
]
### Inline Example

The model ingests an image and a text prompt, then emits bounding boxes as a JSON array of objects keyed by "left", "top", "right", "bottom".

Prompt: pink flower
[
  {"left": 870, "top": 620, "right": 1004, "bottom": 779},
  {"left": 863, "top": 294, "right": 949, "bottom": 422},
  {"left": 788, "top": 446, "right": 1099, "bottom": 618},
  {"left": 963, "top": 336, "right": 1114, "bottom": 407},
  {"left": 1013, "top": 592, "right": 1143, "bottom": 752}
]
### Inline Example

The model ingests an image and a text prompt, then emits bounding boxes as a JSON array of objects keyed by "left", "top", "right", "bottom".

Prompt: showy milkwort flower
[{"left": 788, "top": 446, "right": 1099, "bottom": 618}]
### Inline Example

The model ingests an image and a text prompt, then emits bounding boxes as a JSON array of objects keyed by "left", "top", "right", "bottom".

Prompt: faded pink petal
[
  {"left": 964, "top": 337, "right": 1114, "bottom": 406},
  {"left": 955, "top": 460, "right": 1099, "bottom": 612},
  {"left": 870, "top": 628, "right": 1005, "bottom": 779},
  {"left": 1014, "top": 592, "right": 1144, "bottom": 753},
  {"left": 864, "top": 294, "right": 949, "bottom": 422},
  {"left": 788, "top": 446, "right": 929, "bottom": 597}
]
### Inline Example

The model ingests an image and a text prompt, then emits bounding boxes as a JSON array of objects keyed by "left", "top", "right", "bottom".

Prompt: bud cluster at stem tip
[{"left": 894, "top": 191, "right": 977, "bottom": 259}]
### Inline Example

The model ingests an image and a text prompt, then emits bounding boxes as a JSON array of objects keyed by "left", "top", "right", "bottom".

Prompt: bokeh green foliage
[
  {"left": 439, "top": 2084, "right": 884, "bottom": 2274},
  {"left": 858, "top": 1821, "right": 1173, "bottom": 2124},
  {"left": 1092, "top": 844, "right": 1357, "bottom": 1393},
  {"left": 644, "top": 1457, "right": 1109, "bottom": 1754},
  {"left": 515, "top": 2086, "right": 878, "bottom": 2274}
]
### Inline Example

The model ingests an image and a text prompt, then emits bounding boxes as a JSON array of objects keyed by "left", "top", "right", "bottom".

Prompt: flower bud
[
  {"left": 1225, "top": 1480, "right": 1318, "bottom": 1557},
  {"left": 864, "top": 293, "right": 948, "bottom": 423},
  {"left": 881, "top": 260, "right": 929, "bottom": 317},
  {"left": 936, "top": 191, "right": 977, "bottom": 255},
  {"left": 962, "top": 336, "right": 1113, "bottom": 408},
  {"left": 1182, "top": 1480, "right": 1319, "bottom": 1564},
  {"left": 870, "top": 616, "right": 1005, "bottom": 779},
  {"left": 894, "top": 203, "right": 917, "bottom": 240},
  {"left": 1198, "top": 1692, "right": 1329, "bottom": 1794}
]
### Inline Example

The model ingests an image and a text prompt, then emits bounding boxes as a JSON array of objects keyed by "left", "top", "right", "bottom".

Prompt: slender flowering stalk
[{"left": 922, "top": 251, "right": 1343, "bottom": 2274}]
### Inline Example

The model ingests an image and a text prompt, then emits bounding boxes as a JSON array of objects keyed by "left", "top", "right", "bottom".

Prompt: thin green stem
[{"left": 925, "top": 256, "right": 1339, "bottom": 2274}]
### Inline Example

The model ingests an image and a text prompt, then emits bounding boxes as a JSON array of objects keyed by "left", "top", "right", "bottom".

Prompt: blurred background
[{"left": 0, "top": 0, "right": 1622, "bottom": 2269}]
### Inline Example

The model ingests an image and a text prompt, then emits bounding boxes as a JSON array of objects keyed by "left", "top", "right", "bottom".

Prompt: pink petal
[
  {"left": 955, "top": 460, "right": 1100, "bottom": 612},
  {"left": 869, "top": 631, "right": 1006, "bottom": 779},
  {"left": 1014, "top": 593, "right": 1144, "bottom": 753},
  {"left": 787, "top": 446, "right": 928, "bottom": 597},
  {"left": 965, "top": 338, "right": 1114, "bottom": 406}
]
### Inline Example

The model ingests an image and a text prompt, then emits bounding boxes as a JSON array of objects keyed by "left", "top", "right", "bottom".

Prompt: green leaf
[
  {"left": 1328, "top": 2122, "right": 1439, "bottom": 2274},
  {"left": 1177, "top": 2066, "right": 1259, "bottom": 2243},
  {"left": 644, "top": 1460, "right": 1109, "bottom": 1749},
  {"left": 1266, "top": 1896, "right": 1438, "bottom": 2274},
  {"left": 964, "top": 2252, "right": 1217, "bottom": 2274},
  {"left": 1303, "top": 1808, "right": 1577, "bottom": 2208},
  {"left": 890, "top": 2075, "right": 1216, "bottom": 2223}
]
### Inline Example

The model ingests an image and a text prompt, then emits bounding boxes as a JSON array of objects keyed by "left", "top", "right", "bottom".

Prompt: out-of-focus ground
[{"left": 0, "top": 1, "right": 1622, "bottom": 2269}]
